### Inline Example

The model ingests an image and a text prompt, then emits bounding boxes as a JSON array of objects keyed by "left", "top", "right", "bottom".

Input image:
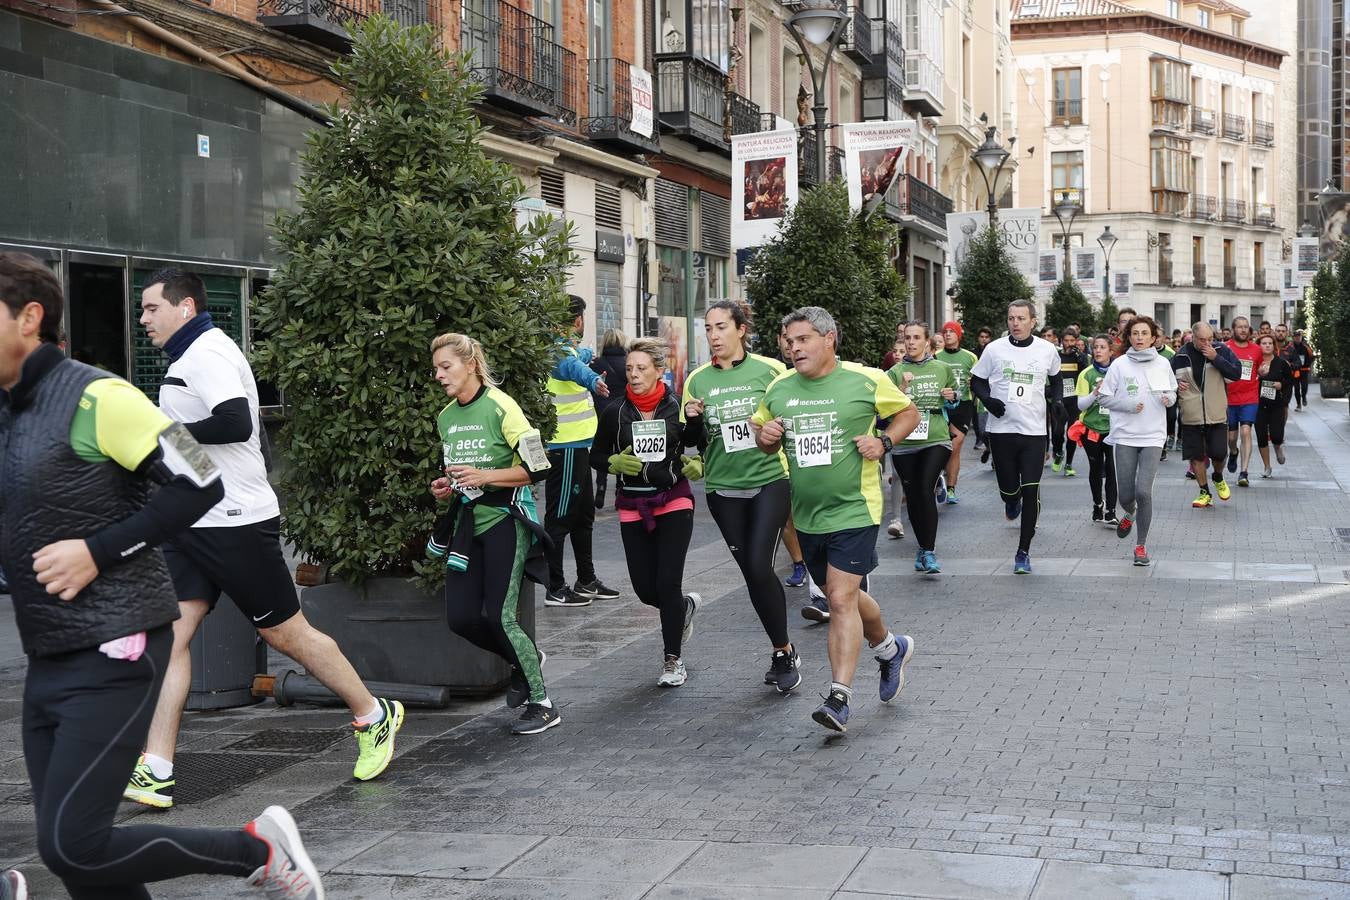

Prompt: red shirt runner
[{"left": 1225, "top": 339, "right": 1263, "bottom": 406}]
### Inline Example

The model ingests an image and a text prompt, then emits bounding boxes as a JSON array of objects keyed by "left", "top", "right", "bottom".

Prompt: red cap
[{"left": 941, "top": 321, "right": 963, "bottom": 341}]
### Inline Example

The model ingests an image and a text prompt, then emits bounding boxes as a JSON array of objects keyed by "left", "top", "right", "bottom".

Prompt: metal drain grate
[
  {"left": 1334, "top": 528, "right": 1350, "bottom": 543},
  {"left": 224, "top": 729, "right": 345, "bottom": 755},
  {"left": 175, "top": 752, "right": 300, "bottom": 804}
]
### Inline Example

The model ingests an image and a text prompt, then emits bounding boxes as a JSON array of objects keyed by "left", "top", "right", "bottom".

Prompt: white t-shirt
[
  {"left": 159, "top": 329, "right": 280, "bottom": 528},
  {"left": 1097, "top": 352, "right": 1177, "bottom": 448},
  {"left": 970, "top": 336, "right": 1061, "bottom": 436}
]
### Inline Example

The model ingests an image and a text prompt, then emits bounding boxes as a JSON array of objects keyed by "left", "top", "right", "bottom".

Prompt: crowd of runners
[{"left": 0, "top": 245, "right": 1314, "bottom": 898}]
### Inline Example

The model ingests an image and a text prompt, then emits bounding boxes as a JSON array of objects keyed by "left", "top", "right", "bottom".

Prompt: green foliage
[
  {"left": 253, "top": 16, "right": 576, "bottom": 583},
  {"left": 1096, "top": 294, "right": 1120, "bottom": 334},
  {"left": 1044, "top": 278, "right": 1095, "bottom": 334},
  {"left": 1311, "top": 251, "right": 1350, "bottom": 379},
  {"left": 744, "top": 180, "right": 910, "bottom": 366},
  {"left": 951, "top": 225, "right": 1032, "bottom": 348}
]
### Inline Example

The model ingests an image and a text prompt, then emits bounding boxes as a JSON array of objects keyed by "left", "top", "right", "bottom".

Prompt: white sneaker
[
  {"left": 245, "top": 806, "right": 324, "bottom": 899},
  {"left": 887, "top": 518, "right": 904, "bottom": 539},
  {"left": 682, "top": 593, "right": 699, "bottom": 644},
  {"left": 2, "top": 869, "right": 27, "bottom": 900},
  {"left": 658, "top": 656, "right": 687, "bottom": 687}
]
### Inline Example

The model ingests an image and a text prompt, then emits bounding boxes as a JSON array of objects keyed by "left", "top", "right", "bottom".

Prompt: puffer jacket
[{"left": 1171, "top": 341, "right": 1241, "bottom": 427}]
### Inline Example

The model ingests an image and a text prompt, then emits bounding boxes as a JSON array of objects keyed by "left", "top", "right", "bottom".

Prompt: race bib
[
  {"left": 442, "top": 442, "right": 484, "bottom": 499},
  {"left": 1062, "top": 378, "right": 1077, "bottom": 398},
  {"left": 1240, "top": 359, "right": 1254, "bottom": 381},
  {"left": 631, "top": 419, "right": 667, "bottom": 462},
  {"left": 908, "top": 416, "right": 930, "bottom": 442},
  {"left": 1007, "top": 371, "right": 1040, "bottom": 406},
  {"left": 1260, "top": 380, "right": 1279, "bottom": 400},
  {"left": 1146, "top": 366, "right": 1173, "bottom": 393},
  {"left": 719, "top": 418, "right": 756, "bottom": 453},
  {"left": 792, "top": 418, "right": 832, "bottom": 468}
]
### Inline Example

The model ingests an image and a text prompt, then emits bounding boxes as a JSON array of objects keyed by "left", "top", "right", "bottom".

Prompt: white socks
[
  {"left": 871, "top": 632, "right": 899, "bottom": 661},
  {"left": 830, "top": 682, "right": 853, "bottom": 701},
  {"left": 144, "top": 752, "right": 174, "bottom": 780},
  {"left": 353, "top": 700, "right": 384, "bottom": 726}
]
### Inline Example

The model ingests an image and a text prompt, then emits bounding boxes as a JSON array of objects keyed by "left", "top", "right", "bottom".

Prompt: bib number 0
[
  {"left": 631, "top": 420, "right": 667, "bottom": 462},
  {"left": 720, "top": 419, "right": 756, "bottom": 453},
  {"left": 1008, "top": 376, "right": 1039, "bottom": 407}
]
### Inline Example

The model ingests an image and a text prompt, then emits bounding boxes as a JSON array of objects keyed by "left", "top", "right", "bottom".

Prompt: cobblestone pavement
[{"left": 3, "top": 398, "right": 1350, "bottom": 898}]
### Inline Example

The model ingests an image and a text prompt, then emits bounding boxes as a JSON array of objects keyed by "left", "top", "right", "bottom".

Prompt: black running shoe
[
  {"left": 544, "top": 587, "right": 591, "bottom": 608},
  {"left": 573, "top": 579, "right": 619, "bottom": 601},
  {"left": 980, "top": 447, "right": 991, "bottom": 464},
  {"left": 764, "top": 646, "right": 803, "bottom": 694},
  {"left": 511, "top": 703, "right": 561, "bottom": 735},
  {"left": 505, "top": 650, "right": 546, "bottom": 709},
  {"left": 1091, "top": 505, "right": 1104, "bottom": 524}
]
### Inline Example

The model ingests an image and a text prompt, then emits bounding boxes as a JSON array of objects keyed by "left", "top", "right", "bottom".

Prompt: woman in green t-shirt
[
  {"left": 885, "top": 321, "right": 956, "bottom": 575},
  {"left": 1073, "top": 335, "right": 1117, "bottom": 527}
]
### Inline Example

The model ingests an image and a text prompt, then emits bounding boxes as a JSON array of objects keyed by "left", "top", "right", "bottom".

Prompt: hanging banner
[
  {"left": 731, "top": 129, "right": 798, "bottom": 250},
  {"left": 1072, "top": 248, "right": 1102, "bottom": 295},
  {"left": 946, "top": 209, "right": 1042, "bottom": 286},
  {"left": 1317, "top": 189, "right": 1350, "bottom": 259},
  {"left": 1112, "top": 269, "right": 1133, "bottom": 300},
  {"left": 841, "top": 120, "right": 917, "bottom": 213},
  {"left": 1293, "top": 237, "right": 1320, "bottom": 286},
  {"left": 629, "top": 65, "right": 654, "bottom": 138},
  {"left": 1036, "top": 251, "right": 1060, "bottom": 297},
  {"left": 1281, "top": 266, "right": 1302, "bottom": 308}
]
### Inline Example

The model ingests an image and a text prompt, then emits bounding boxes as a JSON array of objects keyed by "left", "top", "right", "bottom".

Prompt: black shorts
[
  {"left": 1179, "top": 423, "right": 1229, "bottom": 463},
  {"left": 796, "top": 525, "right": 879, "bottom": 586},
  {"left": 162, "top": 516, "right": 301, "bottom": 628},
  {"left": 948, "top": 400, "right": 975, "bottom": 434}
]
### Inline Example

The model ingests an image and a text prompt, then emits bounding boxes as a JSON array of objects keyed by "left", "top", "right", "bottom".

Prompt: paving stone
[
  {"left": 1231, "top": 874, "right": 1350, "bottom": 899},
  {"left": 334, "top": 831, "right": 543, "bottom": 879},
  {"left": 496, "top": 836, "right": 701, "bottom": 884},
  {"left": 663, "top": 841, "right": 864, "bottom": 890},
  {"left": 1031, "top": 860, "right": 1226, "bottom": 899},
  {"left": 840, "top": 847, "right": 1042, "bottom": 899}
]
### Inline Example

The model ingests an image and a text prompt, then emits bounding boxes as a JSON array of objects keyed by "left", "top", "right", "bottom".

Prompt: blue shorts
[
  {"left": 797, "top": 525, "right": 879, "bottom": 587},
  {"left": 1226, "top": 403, "right": 1258, "bottom": 428}
]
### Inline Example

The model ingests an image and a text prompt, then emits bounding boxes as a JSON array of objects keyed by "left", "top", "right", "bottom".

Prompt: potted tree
[
  {"left": 745, "top": 180, "right": 909, "bottom": 365},
  {"left": 252, "top": 17, "right": 575, "bottom": 691},
  {"left": 1044, "top": 277, "right": 1096, "bottom": 335},
  {"left": 1310, "top": 261, "right": 1345, "bottom": 398}
]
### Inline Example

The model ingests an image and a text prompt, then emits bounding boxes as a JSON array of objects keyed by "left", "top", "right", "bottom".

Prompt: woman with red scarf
[{"left": 592, "top": 337, "right": 702, "bottom": 687}]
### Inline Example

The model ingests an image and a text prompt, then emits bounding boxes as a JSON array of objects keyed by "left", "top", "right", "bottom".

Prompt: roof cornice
[{"left": 1011, "top": 13, "right": 1284, "bottom": 70}]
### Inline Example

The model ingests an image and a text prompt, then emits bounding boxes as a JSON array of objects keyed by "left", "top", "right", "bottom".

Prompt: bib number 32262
[{"left": 631, "top": 420, "right": 667, "bottom": 462}]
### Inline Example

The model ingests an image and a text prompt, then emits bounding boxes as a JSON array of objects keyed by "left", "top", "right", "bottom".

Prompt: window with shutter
[
  {"left": 540, "top": 168, "right": 566, "bottom": 209},
  {"left": 595, "top": 184, "right": 623, "bottom": 230},
  {"left": 654, "top": 179, "right": 689, "bottom": 247},
  {"left": 698, "top": 192, "right": 731, "bottom": 257}
]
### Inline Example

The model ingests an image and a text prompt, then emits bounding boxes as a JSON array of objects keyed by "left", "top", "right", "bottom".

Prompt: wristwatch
[{"left": 879, "top": 435, "right": 894, "bottom": 453}]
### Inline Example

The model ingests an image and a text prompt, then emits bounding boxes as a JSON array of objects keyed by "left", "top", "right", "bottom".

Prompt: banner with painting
[
  {"left": 1036, "top": 251, "right": 1060, "bottom": 295},
  {"left": 731, "top": 129, "right": 799, "bottom": 250},
  {"left": 945, "top": 209, "right": 1043, "bottom": 286},
  {"left": 841, "top": 120, "right": 917, "bottom": 213},
  {"left": 1293, "top": 237, "right": 1320, "bottom": 286},
  {"left": 1072, "top": 248, "right": 1103, "bottom": 295}
]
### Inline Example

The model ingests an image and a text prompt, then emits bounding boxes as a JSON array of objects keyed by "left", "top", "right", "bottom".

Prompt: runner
[
  {"left": 427, "top": 333, "right": 560, "bottom": 735},
  {"left": 887, "top": 321, "right": 956, "bottom": 574},
  {"left": 936, "top": 321, "right": 979, "bottom": 504},
  {"left": 0, "top": 253, "right": 323, "bottom": 899},
  {"left": 682, "top": 300, "right": 800, "bottom": 693},
  {"left": 1155, "top": 330, "right": 1178, "bottom": 457},
  {"left": 969, "top": 300, "right": 1062, "bottom": 574},
  {"left": 1110, "top": 307, "right": 1137, "bottom": 359},
  {"left": 974, "top": 326, "right": 994, "bottom": 461},
  {"left": 590, "top": 327, "right": 627, "bottom": 509},
  {"left": 542, "top": 295, "right": 618, "bottom": 608},
  {"left": 1051, "top": 327, "right": 1088, "bottom": 476},
  {"left": 1094, "top": 316, "right": 1176, "bottom": 566},
  {"left": 593, "top": 338, "right": 702, "bottom": 688},
  {"left": 1290, "top": 329, "right": 1314, "bottom": 410},
  {"left": 1224, "top": 316, "right": 1263, "bottom": 488},
  {"left": 1255, "top": 333, "right": 1295, "bottom": 478},
  {"left": 129, "top": 269, "right": 403, "bottom": 810},
  {"left": 1073, "top": 335, "right": 1117, "bottom": 526},
  {"left": 1171, "top": 322, "right": 1241, "bottom": 508},
  {"left": 752, "top": 307, "right": 919, "bottom": 733}
]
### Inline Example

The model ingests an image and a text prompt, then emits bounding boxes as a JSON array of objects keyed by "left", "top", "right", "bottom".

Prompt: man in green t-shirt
[
  {"left": 936, "top": 321, "right": 979, "bottom": 503},
  {"left": 751, "top": 306, "right": 920, "bottom": 733}
]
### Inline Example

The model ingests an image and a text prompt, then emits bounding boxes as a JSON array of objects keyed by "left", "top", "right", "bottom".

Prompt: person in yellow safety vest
[{"left": 543, "top": 295, "right": 621, "bottom": 607}]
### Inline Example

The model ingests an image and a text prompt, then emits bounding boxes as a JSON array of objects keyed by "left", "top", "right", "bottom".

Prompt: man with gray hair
[
  {"left": 752, "top": 307, "right": 921, "bottom": 733},
  {"left": 1171, "top": 321, "right": 1240, "bottom": 507}
]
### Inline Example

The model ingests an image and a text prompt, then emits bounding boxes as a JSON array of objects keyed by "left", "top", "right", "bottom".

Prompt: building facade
[{"left": 1012, "top": 0, "right": 1287, "bottom": 333}]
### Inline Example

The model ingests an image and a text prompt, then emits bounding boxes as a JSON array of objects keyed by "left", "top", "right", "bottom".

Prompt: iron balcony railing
[
  {"left": 1190, "top": 194, "right": 1217, "bottom": 220},
  {"left": 1254, "top": 269, "right": 1267, "bottom": 291},
  {"left": 258, "top": 0, "right": 436, "bottom": 50},
  {"left": 1223, "top": 265, "right": 1237, "bottom": 288},
  {"left": 1254, "top": 203, "right": 1276, "bottom": 227},
  {"left": 461, "top": 0, "right": 565, "bottom": 119},
  {"left": 897, "top": 174, "right": 954, "bottom": 232},
  {"left": 1193, "top": 262, "right": 1207, "bottom": 286},
  {"left": 904, "top": 53, "right": 943, "bottom": 116},
  {"left": 1159, "top": 257, "right": 1173, "bottom": 286},
  {"left": 1191, "top": 106, "right": 1216, "bottom": 134},
  {"left": 1221, "top": 198, "right": 1247, "bottom": 223},
  {"left": 583, "top": 57, "right": 661, "bottom": 153},
  {"left": 655, "top": 54, "right": 758, "bottom": 153},
  {"left": 1253, "top": 119, "right": 1274, "bottom": 145},
  {"left": 729, "top": 92, "right": 761, "bottom": 137},
  {"left": 1053, "top": 98, "right": 1082, "bottom": 123},
  {"left": 841, "top": 4, "right": 872, "bottom": 63},
  {"left": 1221, "top": 113, "right": 1247, "bottom": 141}
]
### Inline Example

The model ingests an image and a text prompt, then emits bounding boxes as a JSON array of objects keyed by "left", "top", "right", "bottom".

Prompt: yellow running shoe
[
  {"left": 353, "top": 698, "right": 404, "bottom": 782},
  {"left": 1214, "top": 480, "right": 1231, "bottom": 501},
  {"left": 123, "top": 756, "right": 174, "bottom": 809},
  {"left": 1192, "top": 491, "right": 1213, "bottom": 508}
]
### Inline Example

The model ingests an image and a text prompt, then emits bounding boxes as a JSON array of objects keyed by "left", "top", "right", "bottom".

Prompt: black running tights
[
  {"left": 1081, "top": 437, "right": 1117, "bottom": 513},
  {"left": 23, "top": 625, "right": 266, "bottom": 900},
  {"left": 621, "top": 509, "right": 693, "bottom": 658},
  {"left": 707, "top": 481, "right": 790, "bottom": 648},
  {"left": 1049, "top": 401, "right": 1078, "bottom": 465},
  {"left": 893, "top": 445, "right": 952, "bottom": 552},
  {"left": 989, "top": 432, "right": 1046, "bottom": 553}
]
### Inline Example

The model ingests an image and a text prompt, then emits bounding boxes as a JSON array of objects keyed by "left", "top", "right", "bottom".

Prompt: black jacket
[
  {"left": 591, "top": 346, "right": 627, "bottom": 414},
  {"left": 592, "top": 385, "right": 686, "bottom": 494}
]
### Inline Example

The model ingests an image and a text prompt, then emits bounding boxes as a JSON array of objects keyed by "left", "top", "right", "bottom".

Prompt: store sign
[{"left": 596, "top": 229, "right": 625, "bottom": 263}]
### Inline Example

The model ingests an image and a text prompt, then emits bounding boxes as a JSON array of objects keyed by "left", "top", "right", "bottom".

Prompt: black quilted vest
[{"left": 0, "top": 353, "right": 178, "bottom": 657}]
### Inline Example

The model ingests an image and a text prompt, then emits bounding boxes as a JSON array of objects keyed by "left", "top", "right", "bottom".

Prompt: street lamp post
[
  {"left": 785, "top": 0, "right": 848, "bottom": 187},
  {"left": 1052, "top": 194, "right": 1082, "bottom": 282},
  {"left": 1096, "top": 225, "right": 1118, "bottom": 301},
  {"left": 971, "top": 114, "right": 1015, "bottom": 225}
]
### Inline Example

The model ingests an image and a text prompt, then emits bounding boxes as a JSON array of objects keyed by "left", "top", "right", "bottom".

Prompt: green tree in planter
[
  {"left": 1309, "top": 262, "right": 1341, "bottom": 377},
  {"left": 1044, "top": 278, "right": 1095, "bottom": 334},
  {"left": 253, "top": 16, "right": 576, "bottom": 583},
  {"left": 1097, "top": 294, "right": 1120, "bottom": 334},
  {"left": 745, "top": 181, "right": 909, "bottom": 366},
  {"left": 951, "top": 225, "right": 1032, "bottom": 348}
]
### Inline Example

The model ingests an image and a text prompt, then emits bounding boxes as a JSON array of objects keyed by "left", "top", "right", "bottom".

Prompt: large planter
[
  {"left": 187, "top": 593, "right": 267, "bottom": 710},
  {"left": 301, "top": 576, "right": 535, "bottom": 695},
  {"left": 1320, "top": 376, "right": 1346, "bottom": 399}
]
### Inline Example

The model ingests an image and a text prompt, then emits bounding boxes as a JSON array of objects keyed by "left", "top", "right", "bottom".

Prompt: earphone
[{"left": 182, "top": 307, "right": 190, "bottom": 319}]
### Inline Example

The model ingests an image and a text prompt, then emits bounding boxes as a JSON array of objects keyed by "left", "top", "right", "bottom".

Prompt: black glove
[{"left": 984, "top": 398, "right": 1007, "bottom": 418}]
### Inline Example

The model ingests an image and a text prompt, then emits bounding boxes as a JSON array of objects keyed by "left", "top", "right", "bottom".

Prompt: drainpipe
[{"left": 88, "top": 0, "right": 333, "bottom": 127}]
